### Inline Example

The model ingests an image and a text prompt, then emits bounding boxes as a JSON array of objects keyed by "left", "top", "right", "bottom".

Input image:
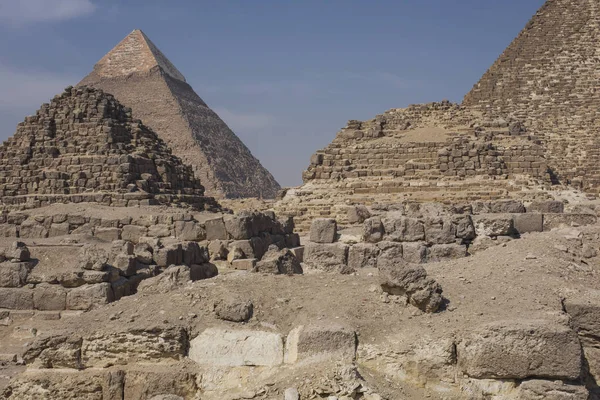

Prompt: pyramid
[
  {"left": 463, "top": 0, "right": 600, "bottom": 189},
  {"left": 78, "top": 29, "right": 281, "bottom": 199},
  {"left": 0, "top": 86, "right": 219, "bottom": 210}
]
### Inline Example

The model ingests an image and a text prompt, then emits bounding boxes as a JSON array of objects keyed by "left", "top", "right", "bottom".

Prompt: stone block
[
  {"left": 154, "top": 244, "right": 183, "bottom": 267},
  {"left": 48, "top": 222, "right": 70, "bottom": 237},
  {"left": 472, "top": 214, "right": 515, "bottom": 237},
  {"left": 231, "top": 258, "right": 256, "bottom": 271},
  {"left": 457, "top": 320, "right": 582, "bottom": 380},
  {"left": 229, "top": 240, "right": 255, "bottom": 259},
  {"left": 189, "top": 328, "right": 284, "bottom": 367},
  {"left": 284, "top": 323, "right": 357, "bottom": 364},
  {"left": 182, "top": 242, "right": 208, "bottom": 266},
  {"left": 33, "top": 284, "right": 67, "bottom": 311},
  {"left": 0, "top": 224, "right": 17, "bottom": 237},
  {"left": 304, "top": 242, "right": 349, "bottom": 272},
  {"left": 285, "top": 233, "right": 301, "bottom": 248},
  {"left": 0, "top": 261, "right": 32, "bottom": 287},
  {"left": 224, "top": 215, "right": 253, "bottom": 240},
  {"left": 66, "top": 283, "right": 114, "bottom": 310},
  {"left": 528, "top": 200, "right": 564, "bottom": 214},
  {"left": 543, "top": 213, "right": 598, "bottom": 231},
  {"left": 363, "top": 217, "right": 384, "bottom": 243},
  {"left": 473, "top": 200, "right": 525, "bottom": 214},
  {"left": 205, "top": 218, "right": 227, "bottom": 240},
  {"left": 513, "top": 213, "right": 543, "bottom": 234},
  {"left": 0, "top": 288, "right": 33, "bottom": 309},
  {"left": 309, "top": 218, "right": 337, "bottom": 243},
  {"left": 347, "top": 205, "right": 371, "bottom": 224},
  {"left": 382, "top": 216, "right": 425, "bottom": 242},
  {"left": 112, "top": 277, "right": 132, "bottom": 301},
  {"left": 121, "top": 225, "right": 147, "bottom": 243},
  {"left": 289, "top": 247, "right": 304, "bottom": 263},
  {"left": 347, "top": 243, "right": 379, "bottom": 270},
  {"left": 147, "top": 224, "right": 171, "bottom": 238},
  {"left": 174, "top": 221, "right": 206, "bottom": 241},
  {"left": 428, "top": 243, "right": 467, "bottom": 262},
  {"left": 402, "top": 242, "right": 428, "bottom": 264},
  {"left": 424, "top": 217, "right": 456, "bottom": 244},
  {"left": 95, "top": 227, "right": 121, "bottom": 241},
  {"left": 516, "top": 380, "right": 588, "bottom": 400},
  {"left": 19, "top": 218, "right": 48, "bottom": 238},
  {"left": 113, "top": 254, "right": 137, "bottom": 276}
]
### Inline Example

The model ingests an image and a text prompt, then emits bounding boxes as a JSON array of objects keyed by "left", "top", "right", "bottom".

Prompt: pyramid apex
[{"left": 92, "top": 29, "right": 186, "bottom": 82}]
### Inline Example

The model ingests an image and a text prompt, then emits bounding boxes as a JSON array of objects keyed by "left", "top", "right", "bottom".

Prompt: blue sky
[{"left": 0, "top": 0, "right": 545, "bottom": 187}]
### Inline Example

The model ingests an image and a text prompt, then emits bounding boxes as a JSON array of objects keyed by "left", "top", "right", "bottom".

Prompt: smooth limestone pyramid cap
[
  {"left": 79, "top": 30, "right": 281, "bottom": 199},
  {"left": 93, "top": 29, "right": 186, "bottom": 82}
]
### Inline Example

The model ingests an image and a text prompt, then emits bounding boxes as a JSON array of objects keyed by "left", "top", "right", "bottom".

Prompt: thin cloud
[
  {"left": 0, "top": 64, "right": 75, "bottom": 110},
  {"left": 0, "top": 0, "right": 96, "bottom": 25},
  {"left": 213, "top": 107, "right": 277, "bottom": 133}
]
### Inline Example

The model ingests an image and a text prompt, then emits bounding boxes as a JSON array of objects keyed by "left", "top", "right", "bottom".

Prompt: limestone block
[
  {"left": 214, "top": 297, "right": 253, "bottom": 322},
  {"left": 6, "top": 369, "right": 105, "bottom": 399},
  {"left": 513, "top": 213, "right": 543, "bottom": 234},
  {"left": 112, "top": 254, "right": 137, "bottom": 276},
  {"left": 428, "top": 243, "right": 467, "bottom": 262},
  {"left": 285, "top": 233, "right": 301, "bottom": 248},
  {"left": 224, "top": 215, "right": 253, "bottom": 240},
  {"left": 66, "top": 283, "right": 114, "bottom": 310},
  {"left": 516, "top": 380, "right": 588, "bottom": 400},
  {"left": 33, "top": 284, "right": 67, "bottom": 311},
  {"left": 124, "top": 368, "right": 197, "bottom": 400},
  {"left": 205, "top": 218, "right": 227, "bottom": 241},
  {"left": 303, "top": 242, "right": 349, "bottom": 272},
  {"left": 208, "top": 240, "right": 228, "bottom": 261},
  {"left": 19, "top": 218, "right": 48, "bottom": 238},
  {"left": 255, "top": 247, "right": 302, "bottom": 275},
  {"left": 148, "top": 224, "right": 171, "bottom": 238},
  {"left": 453, "top": 215, "right": 476, "bottom": 240},
  {"left": 174, "top": 221, "right": 206, "bottom": 241},
  {"left": 528, "top": 200, "right": 565, "bottom": 214},
  {"left": 457, "top": 320, "right": 582, "bottom": 380},
  {"left": 48, "top": 222, "right": 70, "bottom": 237},
  {"left": 0, "top": 261, "right": 33, "bottom": 287},
  {"left": 472, "top": 214, "right": 515, "bottom": 237},
  {"left": 363, "top": 217, "right": 384, "bottom": 243},
  {"left": 229, "top": 240, "right": 255, "bottom": 259},
  {"left": 284, "top": 323, "right": 357, "bottom": 364},
  {"left": 189, "top": 328, "right": 284, "bottom": 367},
  {"left": 155, "top": 244, "right": 183, "bottom": 267},
  {"left": 424, "top": 217, "right": 456, "bottom": 244},
  {"left": 543, "top": 213, "right": 598, "bottom": 231},
  {"left": 347, "top": 243, "right": 379, "bottom": 270},
  {"left": 347, "top": 205, "right": 371, "bottom": 224},
  {"left": 473, "top": 200, "right": 525, "bottom": 214},
  {"left": 182, "top": 241, "right": 208, "bottom": 266},
  {"left": 0, "top": 288, "right": 33, "bottom": 309},
  {"left": 310, "top": 218, "right": 337, "bottom": 243},
  {"left": 402, "top": 242, "right": 428, "bottom": 264},
  {"left": 23, "top": 334, "right": 83, "bottom": 369},
  {"left": 81, "top": 326, "right": 188, "bottom": 368},
  {"left": 95, "top": 227, "right": 121, "bottom": 242},
  {"left": 383, "top": 216, "right": 425, "bottom": 242},
  {"left": 121, "top": 225, "right": 147, "bottom": 243},
  {"left": 0, "top": 224, "right": 17, "bottom": 237},
  {"left": 231, "top": 258, "right": 257, "bottom": 271},
  {"left": 290, "top": 247, "right": 304, "bottom": 263}
]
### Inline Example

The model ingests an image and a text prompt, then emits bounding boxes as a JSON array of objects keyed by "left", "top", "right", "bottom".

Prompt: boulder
[
  {"left": 255, "top": 246, "right": 302, "bottom": 275},
  {"left": 303, "top": 242, "right": 349, "bottom": 273},
  {"left": 214, "top": 297, "right": 254, "bottom": 322},
  {"left": 189, "top": 328, "right": 284, "bottom": 367},
  {"left": 284, "top": 323, "right": 357, "bottom": 364},
  {"left": 457, "top": 320, "right": 582, "bottom": 380},
  {"left": 377, "top": 245, "right": 443, "bottom": 313},
  {"left": 310, "top": 218, "right": 337, "bottom": 243}
]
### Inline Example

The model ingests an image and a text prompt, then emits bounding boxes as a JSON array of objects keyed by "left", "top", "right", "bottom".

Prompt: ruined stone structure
[
  {"left": 277, "top": 0, "right": 600, "bottom": 231},
  {"left": 0, "top": 86, "right": 218, "bottom": 211},
  {"left": 79, "top": 29, "right": 281, "bottom": 199},
  {"left": 463, "top": 0, "right": 600, "bottom": 191}
]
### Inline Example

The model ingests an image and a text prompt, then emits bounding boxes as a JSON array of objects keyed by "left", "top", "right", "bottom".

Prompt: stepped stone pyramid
[
  {"left": 78, "top": 29, "right": 281, "bottom": 199},
  {"left": 0, "top": 86, "right": 219, "bottom": 210},
  {"left": 463, "top": 0, "right": 600, "bottom": 190}
]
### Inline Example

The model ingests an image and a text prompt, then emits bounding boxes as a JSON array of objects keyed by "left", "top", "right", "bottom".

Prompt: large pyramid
[
  {"left": 0, "top": 86, "right": 219, "bottom": 210},
  {"left": 463, "top": 0, "right": 600, "bottom": 189},
  {"left": 78, "top": 29, "right": 281, "bottom": 199}
]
